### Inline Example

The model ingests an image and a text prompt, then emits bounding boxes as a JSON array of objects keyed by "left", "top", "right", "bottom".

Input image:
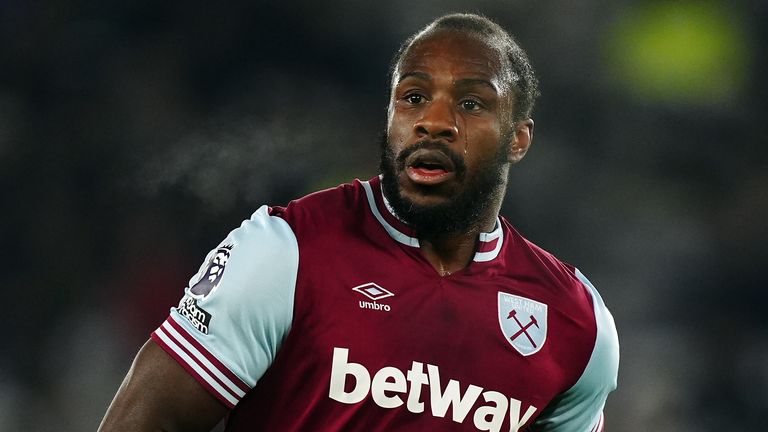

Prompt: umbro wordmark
[{"left": 328, "top": 347, "right": 537, "bottom": 432}]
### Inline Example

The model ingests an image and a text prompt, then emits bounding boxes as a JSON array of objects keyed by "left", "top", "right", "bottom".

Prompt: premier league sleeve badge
[{"left": 190, "top": 244, "right": 234, "bottom": 299}]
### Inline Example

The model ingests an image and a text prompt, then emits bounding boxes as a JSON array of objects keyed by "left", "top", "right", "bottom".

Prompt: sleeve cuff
[{"left": 151, "top": 314, "right": 251, "bottom": 409}]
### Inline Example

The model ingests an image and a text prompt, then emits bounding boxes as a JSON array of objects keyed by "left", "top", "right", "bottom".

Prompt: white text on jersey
[
  {"left": 358, "top": 300, "right": 391, "bottom": 312},
  {"left": 328, "top": 347, "right": 537, "bottom": 432}
]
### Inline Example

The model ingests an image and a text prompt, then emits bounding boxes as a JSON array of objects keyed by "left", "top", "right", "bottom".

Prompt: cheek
[
  {"left": 463, "top": 124, "right": 505, "bottom": 169},
  {"left": 466, "top": 119, "right": 502, "bottom": 149},
  {"left": 386, "top": 113, "right": 412, "bottom": 150}
]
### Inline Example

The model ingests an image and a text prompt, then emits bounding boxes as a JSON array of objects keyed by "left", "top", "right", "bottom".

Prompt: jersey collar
[{"left": 361, "top": 176, "right": 504, "bottom": 263}]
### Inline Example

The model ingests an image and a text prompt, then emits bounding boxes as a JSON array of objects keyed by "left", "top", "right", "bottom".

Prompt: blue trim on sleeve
[
  {"left": 531, "top": 269, "right": 619, "bottom": 431},
  {"left": 173, "top": 205, "right": 299, "bottom": 389}
]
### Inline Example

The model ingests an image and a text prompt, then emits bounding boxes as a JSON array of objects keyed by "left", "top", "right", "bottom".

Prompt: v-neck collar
[{"left": 361, "top": 176, "right": 504, "bottom": 263}]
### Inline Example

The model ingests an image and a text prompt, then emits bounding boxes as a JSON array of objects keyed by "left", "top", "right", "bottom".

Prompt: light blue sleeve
[
  {"left": 152, "top": 205, "right": 298, "bottom": 407},
  {"left": 530, "top": 269, "right": 619, "bottom": 431}
]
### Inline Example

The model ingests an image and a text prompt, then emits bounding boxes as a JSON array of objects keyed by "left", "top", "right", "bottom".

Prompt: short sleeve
[
  {"left": 151, "top": 205, "right": 299, "bottom": 409},
  {"left": 531, "top": 269, "right": 620, "bottom": 431}
]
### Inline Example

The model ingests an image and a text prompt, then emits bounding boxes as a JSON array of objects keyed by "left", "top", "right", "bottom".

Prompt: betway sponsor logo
[{"left": 328, "top": 347, "right": 537, "bottom": 432}]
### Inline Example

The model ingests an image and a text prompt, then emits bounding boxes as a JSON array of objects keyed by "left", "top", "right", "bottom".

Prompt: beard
[{"left": 379, "top": 132, "right": 511, "bottom": 239}]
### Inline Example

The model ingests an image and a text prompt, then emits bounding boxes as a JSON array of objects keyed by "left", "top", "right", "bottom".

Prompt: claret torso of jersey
[{"left": 152, "top": 177, "right": 619, "bottom": 432}]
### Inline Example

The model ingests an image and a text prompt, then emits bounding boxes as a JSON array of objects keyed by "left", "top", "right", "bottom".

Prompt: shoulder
[
  {"left": 501, "top": 220, "right": 594, "bottom": 302},
  {"left": 500, "top": 218, "right": 619, "bottom": 382},
  {"left": 531, "top": 267, "right": 619, "bottom": 431},
  {"left": 177, "top": 206, "right": 301, "bottom": 344},
  {"left": 271, "top": 179, "right": 369, "bottom": 240},
  {"left": 186, "top": 205, "right": 300, "bottom": 317},
  {"left": 211, "top": 205, "right": 299, "bottom": 286},
  {"left": 233, "top": 205, "right": 297, "bottom": 248},
  {"left": 151, "top": 205, "right": 302, "bottom": 407},
  {"left": 568, "top": 268, "right": 620, "bottom": 390},
  {"left": 503, "top": 220, "right": 618, "bottom": 346},
  {"left": 504, "top": 230, "right": 619, "bottom": 430}
]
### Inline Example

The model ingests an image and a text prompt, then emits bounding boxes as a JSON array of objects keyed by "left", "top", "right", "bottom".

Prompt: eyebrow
[{"left": 398, "top": 71, "right": 498, "bottom": 93}]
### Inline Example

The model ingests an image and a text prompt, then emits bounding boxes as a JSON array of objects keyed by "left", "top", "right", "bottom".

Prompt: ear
[{"left": 508, "top": 118, "right": 534, "bottom": 164}]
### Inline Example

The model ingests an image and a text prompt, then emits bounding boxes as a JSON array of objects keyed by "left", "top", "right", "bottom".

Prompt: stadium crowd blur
[{"left": 1, "top": 1, "right": 766, "bottom": 430}]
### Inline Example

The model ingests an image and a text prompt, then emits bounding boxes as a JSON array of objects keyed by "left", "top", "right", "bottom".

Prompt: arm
[
  {"left": 100, "top": 205, "right": 299, "bottom": 430},
  {"left": 99, "top": 339, "right": 227, "bottom": 432}
]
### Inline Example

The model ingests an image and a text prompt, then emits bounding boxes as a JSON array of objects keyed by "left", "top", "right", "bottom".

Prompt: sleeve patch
[
  {"left": 189, "top": 244, "right": 234, "bottom": 299},
  {"left": 177, "top": 297, "right": 212, "bottom": 334},
  {"left": 151, "top": 205, "right": 299, "bottom": 408}
]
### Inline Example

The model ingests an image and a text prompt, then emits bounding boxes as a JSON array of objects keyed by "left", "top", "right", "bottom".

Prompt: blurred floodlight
[{"left": 605, "top": 1, "right": 750, "bottom": 106}]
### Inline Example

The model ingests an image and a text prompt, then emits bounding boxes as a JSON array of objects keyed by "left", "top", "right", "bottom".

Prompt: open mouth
[{"left": 404, "top": 149, "right": 456, "bottom": 185}]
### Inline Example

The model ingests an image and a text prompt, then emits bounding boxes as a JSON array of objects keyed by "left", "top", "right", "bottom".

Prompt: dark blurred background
[{"left": 1, "top": 1, "right": 766, "bottom": 430}]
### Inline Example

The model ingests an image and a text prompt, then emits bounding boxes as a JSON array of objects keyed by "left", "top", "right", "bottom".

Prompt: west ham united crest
[{"left": 498, "top": 292, "right": 548, "bottom": 356}]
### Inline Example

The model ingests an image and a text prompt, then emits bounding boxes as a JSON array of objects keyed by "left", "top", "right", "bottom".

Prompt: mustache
[{"left": 394, "top": 140, "right": 467, "bottom": 175}]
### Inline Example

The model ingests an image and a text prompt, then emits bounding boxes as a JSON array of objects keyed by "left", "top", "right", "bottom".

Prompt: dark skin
[
  {"left": 98, "top": 340, "right": 226, "bottom": 431},
  {"left": 387, "top": 30, "right": 533, "bottom": 275},
  {"left": 99, "top": 29, "right": 534, "bottom": 430}
]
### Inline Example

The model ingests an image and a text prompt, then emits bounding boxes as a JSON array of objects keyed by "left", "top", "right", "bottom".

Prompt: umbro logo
[
  {"left": 352, "top": 282, "right": 394, "bottom": 312},
  {"left": 353, "top": 282, "right": 394, "bottom": 300}
]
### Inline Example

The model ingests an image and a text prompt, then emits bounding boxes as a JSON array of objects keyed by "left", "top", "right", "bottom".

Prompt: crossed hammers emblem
[{"left": 506, "top": 309, "right": 540, "bottom": 348}]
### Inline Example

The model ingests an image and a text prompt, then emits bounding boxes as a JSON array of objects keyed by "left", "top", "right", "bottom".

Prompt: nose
[{"left": 414, "top": 99, "right": 459, "bottom": 142}]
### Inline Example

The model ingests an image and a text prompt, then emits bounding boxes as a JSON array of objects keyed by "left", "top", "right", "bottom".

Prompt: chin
[{"left": 401, "top": 191, "right": 451, "bottom": 209}]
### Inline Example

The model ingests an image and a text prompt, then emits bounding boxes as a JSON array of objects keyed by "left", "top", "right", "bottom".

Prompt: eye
[
  {"left": 460, "top": 99, "right": 482, "bottom": 111},
  {"left": 405, "top": 93, "right": 425, "bottom": 104}
]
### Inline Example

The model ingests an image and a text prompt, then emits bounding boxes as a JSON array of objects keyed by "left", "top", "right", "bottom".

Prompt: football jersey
[{"left": 151, "top": 176, "right": 619, "bottom": 432}]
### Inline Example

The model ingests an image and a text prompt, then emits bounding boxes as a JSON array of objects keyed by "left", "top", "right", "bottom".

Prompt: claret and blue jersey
[{"left": 152, "top": 176, "right": 619, "bottom": 431}]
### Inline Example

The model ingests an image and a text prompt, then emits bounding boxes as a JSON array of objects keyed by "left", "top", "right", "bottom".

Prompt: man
[{"left": 100, "top": 13, "right": 618, "bottom": 432}]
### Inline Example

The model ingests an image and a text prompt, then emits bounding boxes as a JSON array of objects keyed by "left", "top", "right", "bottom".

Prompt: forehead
[{"left": 396, "top": 30, "right": 505, "bottom": 85}]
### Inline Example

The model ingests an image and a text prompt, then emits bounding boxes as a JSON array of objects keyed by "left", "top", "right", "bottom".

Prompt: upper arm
[
  {"left": 101, "top": 206, "right": 300, "bottom": 429},
  {"left": 99, "top": 339, "right": 227, "bottom": 432},
  {"left": 531, "top": 269, "right": 620, "bottom": 432}
]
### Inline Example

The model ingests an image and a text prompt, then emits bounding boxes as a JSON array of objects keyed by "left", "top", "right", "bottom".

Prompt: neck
[
  {"left": 420, "top": 234, "right": 477, "bottom": 277},
  {"left": 419, "top": 212, "right": 498, "bottom": 277}
]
